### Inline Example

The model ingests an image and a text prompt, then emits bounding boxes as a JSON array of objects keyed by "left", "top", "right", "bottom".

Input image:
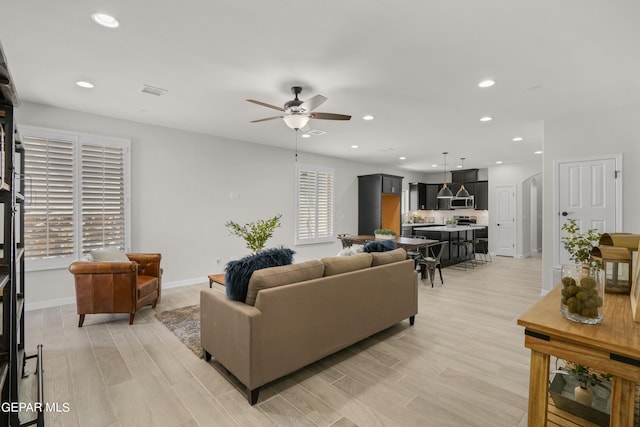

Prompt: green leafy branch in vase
[
  {"left": 561, "top": 219, "right": 602, "bottom": 264},
  {"left": 225, "top": 214, "right": 282, "bottom": 254}
]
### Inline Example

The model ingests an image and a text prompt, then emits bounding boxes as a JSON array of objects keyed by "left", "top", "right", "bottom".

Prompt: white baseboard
[
  {"left": 25, "top": 276, "right": 209, "bottom": 311},
  {"left": 26, "top": 296, "right": 76, "bottom": 312}
]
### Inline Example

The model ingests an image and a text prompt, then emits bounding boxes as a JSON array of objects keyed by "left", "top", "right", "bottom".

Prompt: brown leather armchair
[{"left": 69, "top": 253, "right": 162, "bottom": 327}]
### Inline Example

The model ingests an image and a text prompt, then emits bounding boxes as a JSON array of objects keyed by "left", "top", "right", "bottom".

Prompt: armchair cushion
[{"left": 371, "top": 248, "right": 407, "bottom": 266}]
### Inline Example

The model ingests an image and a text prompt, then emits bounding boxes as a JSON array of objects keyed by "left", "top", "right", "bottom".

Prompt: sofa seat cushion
[
  {"left": 371, "top": 248, "right": 407, "bottom": 266},
  {"left": 137, "top": 275, "right": 158, "bottom": 299},
  {"left": 245, "top": 260, "right": 325, "bottom": 306},
  {"left": 321, "top": 252, "right": 372, "bottom": 276},
  {"left": 225, "top": 247, "right": 296, "bottom": 302}
]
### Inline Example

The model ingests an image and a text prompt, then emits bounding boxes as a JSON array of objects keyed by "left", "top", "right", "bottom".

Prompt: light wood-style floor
[{"left": 25, "top": 254, "right": 544, "bottom": 427}]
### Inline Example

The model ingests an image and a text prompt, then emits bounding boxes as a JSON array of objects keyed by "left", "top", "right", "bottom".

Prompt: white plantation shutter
[
  {"left": 23, "top": 136, "right": 75, "bottom": 262},
  {"left": 296, "top": 165, "right": 334, "bottom": 244},
  {"left": 21, "top": 126, "right": 130, "bottom": 270},
  {"left": 81, "top": 144, "right": 126, "bottom": 252}
]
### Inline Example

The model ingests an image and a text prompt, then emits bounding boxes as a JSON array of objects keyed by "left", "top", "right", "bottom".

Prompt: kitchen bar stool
[{"left": 451, "top": 239, "right": 477, "bottom": 270}]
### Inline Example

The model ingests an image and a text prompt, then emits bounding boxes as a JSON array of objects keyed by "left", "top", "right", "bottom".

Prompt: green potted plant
[
  {"left": 445, "top": 218, "right": 458, "bottom": 228},
  {"left": 225, "top": 214, "right": 282, "bottom": 253},
  {"left": 374, "top": 228, "right": 397, "bottom": 240},
  {"left": 552, "top": 360, "right": 612, "bottom": 423},
  {"left": 561, "top": 219, "right": 602, "bottom": 265}
]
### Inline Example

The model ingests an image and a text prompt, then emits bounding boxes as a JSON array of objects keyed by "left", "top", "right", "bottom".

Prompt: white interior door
[
  {"left": 557, "top": 156, "right": 619, "bottom": 265},
  {"left": 495, "top": 185, "right": 516, "bottom": 257}
]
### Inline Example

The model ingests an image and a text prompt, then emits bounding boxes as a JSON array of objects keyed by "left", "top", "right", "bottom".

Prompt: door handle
[
  {"left": 496, "top": 223, "right": 500, "bottom": 226},
  {"left": 561, "top": 211, "right": 574, "bottom": 217}
]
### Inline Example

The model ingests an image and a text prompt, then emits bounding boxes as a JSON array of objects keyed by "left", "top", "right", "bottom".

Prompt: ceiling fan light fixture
[{"left": 283, "top": 114, "right": 310, "bottom": 130}]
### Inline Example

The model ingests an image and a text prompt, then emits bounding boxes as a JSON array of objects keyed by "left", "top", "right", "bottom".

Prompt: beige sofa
[{"left": 200, "top": 248, "right": 417, "bottom": 404}]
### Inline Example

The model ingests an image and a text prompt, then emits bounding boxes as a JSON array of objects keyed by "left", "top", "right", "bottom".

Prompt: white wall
[
  {"left": 542, "top": 105, "right": 640, "bottom": 293},
  {"left": 17, "top": 102, "right": 428, "bottom": 309}
]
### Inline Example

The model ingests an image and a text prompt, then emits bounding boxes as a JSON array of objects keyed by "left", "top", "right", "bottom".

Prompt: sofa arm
[
  {"left": 69, "top": 261, "right": 137, "bottom": 275},
  {"left": 200, "top": 289, "right": 262, "bottom": 388}
]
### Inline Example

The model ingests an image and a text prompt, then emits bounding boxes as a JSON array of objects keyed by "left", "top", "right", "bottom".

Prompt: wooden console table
[
  {"left": 518, "top": 286, "right": 640, "bottom": 427},
  {"left": 208, "top": 274, "right": 225, "bottom": 288}
]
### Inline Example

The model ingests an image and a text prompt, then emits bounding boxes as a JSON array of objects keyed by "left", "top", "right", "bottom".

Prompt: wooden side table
[
  {"left": 518, "top": 286, "right": 640, "bottom": 427},
  {"left": 208, "top": 274, "right": 225, "bottom": 288}
]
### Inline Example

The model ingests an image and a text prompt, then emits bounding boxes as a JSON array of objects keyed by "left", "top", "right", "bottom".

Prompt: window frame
[
  {"left": 20, "top": 125, "right": 131, "bottom": 271},
  {"left": 295, "top": 163, "right": 335, "bottom": 245}
]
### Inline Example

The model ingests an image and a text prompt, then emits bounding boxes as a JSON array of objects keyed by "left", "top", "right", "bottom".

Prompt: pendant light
[
  {"left": 455, "top": 157, "right": 471, "bottom": 198},
  {"left": 437, "top": 152, "right": 453, "bottom": 199}
]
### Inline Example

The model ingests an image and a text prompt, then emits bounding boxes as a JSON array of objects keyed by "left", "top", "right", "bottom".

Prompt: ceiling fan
[{"left": 246, "top": 86, "right": 351, "bottom": 130}]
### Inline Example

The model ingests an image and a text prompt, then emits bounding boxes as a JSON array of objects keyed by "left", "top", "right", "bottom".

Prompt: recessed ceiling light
[
  {"left": 512, "top": 137, "right": 523, "bottom": 142},
  {"left": 495, "top": 160, "right": 503, "bottom": 164},
  {"left": 91, "top": 12, "right": 119, "bottom": 28},
  {"left": 363, "top": 115, "right": 374, "bottom": 121},
  {"left": 480, "top": 116, "right": 493, "bottom": 122},
  {"left": 456, "top": 165, "right": 463, "bottom": 168},
  {"left": 76, "top": 81, "right": 94, "bottom": 88},
  {"left": 535, "top": 150, "right": 543, "bottom": 154},
  {"left": 478, "top": 80, "right": 496, "bottom": 88},
  {"left": 301, "top": 133, "right": 311, "bottom": 138},
  {"left": 399, "top": 156, "right": 406, "bottom": 160},
  {"left": 431, "top": 164, "right": 438, "bottom": 168},
  {"left": 351, "top": 145, "right": 359, "bottom": 149}
]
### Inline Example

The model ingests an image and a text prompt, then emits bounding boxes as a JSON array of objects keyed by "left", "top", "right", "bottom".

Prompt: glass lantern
[{"left": 590, "top": 246, "right": 632, "bottom": 294}]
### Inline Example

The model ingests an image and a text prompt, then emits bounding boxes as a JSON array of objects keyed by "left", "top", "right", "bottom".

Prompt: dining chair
[{"left": 418, "top": 241, "right": 448, "bottom": 287}]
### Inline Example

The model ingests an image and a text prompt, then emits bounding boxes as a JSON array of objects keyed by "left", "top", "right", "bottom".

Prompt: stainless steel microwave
[{"left": 450, "top": 196, "right": 474, "bottom": 209}]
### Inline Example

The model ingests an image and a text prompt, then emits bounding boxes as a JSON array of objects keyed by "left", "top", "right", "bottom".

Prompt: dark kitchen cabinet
[
  {"left": 426, "top": 184, "right": 440, "bottom": 210},
  {"left": 358, "top": 174, "right": 403, "bottom": 235},
  {"left": 451, "top": 169, "right": 479, "bottom": 183},
  {"left": 382, "top": 175, "right": 402, "bottom": 194},
  {"left": 409, "top": 183, "right": 427, "bottom": 210},
  {"left": 473, "top": 181, "right": 488, "bottom": 210}
]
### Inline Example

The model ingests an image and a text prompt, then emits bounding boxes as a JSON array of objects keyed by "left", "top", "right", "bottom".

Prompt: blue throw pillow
[
  {"left": 225, "top": 247, "right": 295, "bottom": 302},
  {"left": 363, "top": 239, "right": 397, "bottom": 253}
]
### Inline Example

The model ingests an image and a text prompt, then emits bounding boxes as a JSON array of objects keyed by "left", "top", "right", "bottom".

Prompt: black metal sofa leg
[
  {"left": 248, "top": 387, "right": 260, "bottom": 405},
  {"left": 409, "top": 315, "right": 415, "bottom": 326}
]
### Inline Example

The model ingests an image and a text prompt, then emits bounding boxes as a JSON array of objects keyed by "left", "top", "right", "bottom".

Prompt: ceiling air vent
[
  {"left": 308, "top": 129, "right": 327, "bottom": 136},
  {"left": 140, "top": 84, "right": 167, "bottom": 96}
]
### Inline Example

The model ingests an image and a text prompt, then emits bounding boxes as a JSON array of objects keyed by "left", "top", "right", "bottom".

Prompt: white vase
[
  {"left": 574, "top": 385, "right": 593, "bottom": 406},
  {"left": 374, "top": 234, "right": 395, "bottom": 240}
]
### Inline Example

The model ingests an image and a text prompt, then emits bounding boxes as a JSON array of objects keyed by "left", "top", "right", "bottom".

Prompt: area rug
[{"left": 156, "top": 304, "right": 203, "bottom": 359}]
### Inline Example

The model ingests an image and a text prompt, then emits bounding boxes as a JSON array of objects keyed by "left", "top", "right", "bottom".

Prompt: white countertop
[
  {"left": 402, "top": 223, "right": 441, "bottom": 227},
  {"left": 413, "top": 225, "right": 487, "bottom": 232}
]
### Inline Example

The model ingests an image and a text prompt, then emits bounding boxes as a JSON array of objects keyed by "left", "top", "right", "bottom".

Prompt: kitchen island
[{"left": 413, "top": 225, "right": 487, "bottom": 267}]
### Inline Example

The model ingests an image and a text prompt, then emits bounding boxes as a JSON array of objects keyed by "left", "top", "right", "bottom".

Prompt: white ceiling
[{"left": 1, "top": 1, "right": 639, "bottom": 172}]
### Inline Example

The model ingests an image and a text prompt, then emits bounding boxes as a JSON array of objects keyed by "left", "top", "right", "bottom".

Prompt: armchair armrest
[
  {"left": 126, "top": 253, "right": 162, "bottom": 278},
  {"left": 69, "top": 261, "right": 137, "bottom": 275}
]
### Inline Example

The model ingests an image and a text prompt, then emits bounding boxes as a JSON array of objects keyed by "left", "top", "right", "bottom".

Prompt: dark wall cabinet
[
  {"left": 358, "top": 174, "right": 403, "bottom": 235},
  {"left": 410, "top": 183, "right": 444, "bottom": 210},
  {"left": 409, "top": 183, "right": 427, "bottom": 210},
  {"left": 451, "top": 169, "right": 479, "bottom": 183},
  {"left": 473, "top": 181, "right": 489, "bottom": 210}
]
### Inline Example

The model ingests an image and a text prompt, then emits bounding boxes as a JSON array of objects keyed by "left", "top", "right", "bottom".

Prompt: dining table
[{"left": 338, "top": 235, "right": 439, "bottom": 251}]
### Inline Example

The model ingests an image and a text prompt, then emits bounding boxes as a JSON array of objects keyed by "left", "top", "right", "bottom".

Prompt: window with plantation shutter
[
  {"left": 81, "top": 144, "right": 126, "bottom": 253},
  {"left": 21, "top": 126, "right": 130, "bottom": 271},
  {"left": 296, "top": 164, "right": 334, "bottom": 245},
  {"left": 23, "top": 136, "right": 75, "bottom": 264}
]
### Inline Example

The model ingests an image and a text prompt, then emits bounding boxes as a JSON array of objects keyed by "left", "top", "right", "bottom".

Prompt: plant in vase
[
  {"left": 374, "top": 229, "right": 397, "bottom": 240},
  {"left": 225, "top": 214, "right": 282, "bottom": 254},
  {"left": 445, "top": 218, "right": 458, "bottom": 228},
  {"left": 555, "top": 360, "right": 612, "bottom": 406},
  {"left": 561, "top": 219, "right": 602, "bottom": 266}
]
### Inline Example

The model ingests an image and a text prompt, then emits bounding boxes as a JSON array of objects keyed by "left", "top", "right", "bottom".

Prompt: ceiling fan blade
[
  {"left": 250, "top": 116, "right": 283, "bottom": 123},
  {"left": 246, "top": 99, "right": 285, "bottom": 112},
  {"left": 302, "top": 94, "right": 327, "bottom": 112},
  {"left": 310, "top": 112, "right": 351, "bottom": 121}
]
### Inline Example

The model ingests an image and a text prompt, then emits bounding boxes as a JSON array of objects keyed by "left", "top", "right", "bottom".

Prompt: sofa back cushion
[
  {"left": 371, "top": 248, "right": 407, "bottom": 266},
  {"left": 245, "top": 260, "right": 325, "bottom": 306},
  {"left": 321, "top": 252, "right": 372, "bottom": 276},
  {"left": 225, "top": 247, "right": 295, "bottom": 302}
]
